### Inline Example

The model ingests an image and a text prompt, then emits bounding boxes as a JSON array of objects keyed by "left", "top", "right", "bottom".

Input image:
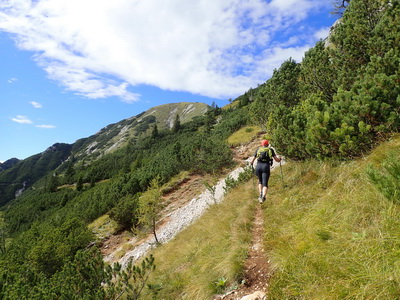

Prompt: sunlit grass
[
  {"left": 227, "top": 126, "right": 262, "bottom": 146},
  {"left": 142, "top": 181, "right": 257, "bottom": 299},
  {"left": 88, "top": 214, "right": 119, "bottom": 240},
  {"left": 127, "top": 135, "right": 400, "bottom": 299},
  {"left": 263, "top": 136, "right": 400, "bottom": 299},
  {"left": 222, "top": 100, "right": 239, "bottom": 110}
]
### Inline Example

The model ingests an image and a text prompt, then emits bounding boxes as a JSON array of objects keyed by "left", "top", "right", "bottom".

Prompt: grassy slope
[
  {"left": 136, "top": 135, "right": 400, "bottom": 299},
  {"left": 143, "top": 102, "right": 209, "bottom": 128},
  {"left": 144, "top": 181, "right": 257, "bottom": 300},
  {"left": 226, "top": 125, "right": 262, "bottom": 147},
  {"left": 264, "top": 135, "right": 400, "bottom": 299}
]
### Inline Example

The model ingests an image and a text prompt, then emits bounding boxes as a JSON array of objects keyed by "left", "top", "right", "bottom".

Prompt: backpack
[{"left": 257, "top": 146, "right": 273, "bottom": 166}]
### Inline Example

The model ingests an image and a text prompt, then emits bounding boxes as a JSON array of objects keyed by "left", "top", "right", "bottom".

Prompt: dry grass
[
  {"left": 108, "top": 135, "right": 400, "bottom": 299},
  {"left": 142, "top": 181, "right": 257, "bottom": 299},
  {"left": 227, "top": 126, "right": 262, "bottom": 147},
  {"left": 263, "top": 136, "right": 400, "bottom": 299}
]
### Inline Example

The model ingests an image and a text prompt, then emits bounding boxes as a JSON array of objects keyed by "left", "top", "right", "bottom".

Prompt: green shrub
[
  {"left": 109, "top": 194, "right": 140, "bottom": 230},
  {"left": 367, "top": 154, "right": 400, "bottom": 203}
]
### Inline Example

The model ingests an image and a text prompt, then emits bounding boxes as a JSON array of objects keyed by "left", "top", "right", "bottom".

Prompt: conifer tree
[
  {"left": 48, "top": 174, "right": 59, "bottom": 193},
  {"left": 76, "top": 176, "right": 84, "bottom": 191},
  {"left": 0, "top": 212, "right": 7, "bottom": 254},
  {"left": 138, "top": 178, "right": 163, "bottom": 244},
  {"left": 64, "top": 161, "right": 75, "bottom": 184},
  {"left": 172, "top": 114, "right": 181, "bottom": 133},
  {"left": 151, "top": 124, "right": 159, "bottom": 139}
]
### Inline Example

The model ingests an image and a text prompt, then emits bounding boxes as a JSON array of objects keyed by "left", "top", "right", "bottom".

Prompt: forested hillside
[
  {"left": 0, "top": 102, "right": 209, "bottom": 206},
  {"left": 0, "top": 143, "right": 72, "bottom": 206},
  {"left": 248, "top": 0, "right": 399, "bottom": 159},
  {"left": 0, "top": 0, "right": 399, "bottom": 298},
  {"left": 0, "top": 100, "right": 248, "bottom": 298}
]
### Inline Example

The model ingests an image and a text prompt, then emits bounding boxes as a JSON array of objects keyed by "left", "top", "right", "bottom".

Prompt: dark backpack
[{"left": 257, "top": 146, "right": 273, "bottom": 166}]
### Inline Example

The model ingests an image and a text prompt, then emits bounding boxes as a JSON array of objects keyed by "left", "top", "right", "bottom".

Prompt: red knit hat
[{"left": 261, "top": 140, "right": 269, "bottom": 146}]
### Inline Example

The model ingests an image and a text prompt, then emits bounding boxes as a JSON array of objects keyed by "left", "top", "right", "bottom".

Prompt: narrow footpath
[
  {"left": 216, "top": 203, "right": 270, "bottom": 300},
  {"left": 101, "top": 138, "right": 278, "bottom": 299}
]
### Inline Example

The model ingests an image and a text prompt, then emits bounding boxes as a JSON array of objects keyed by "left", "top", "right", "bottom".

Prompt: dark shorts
[{"left": 255, "top": 162, "right": 270, "bottom": 187}]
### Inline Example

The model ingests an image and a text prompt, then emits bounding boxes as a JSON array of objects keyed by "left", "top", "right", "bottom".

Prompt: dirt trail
[
  {"left": 102, "top": 139, "right": 261, "bottom": 265},
  {"left": 216, "top": 152, "right": 284, "bottom": 299},
  {"left": 101, "top": 137, "right": 281, "bottom": 299},
  {"left": 216, "top": 204, "right": 270, "bottom": 300}
]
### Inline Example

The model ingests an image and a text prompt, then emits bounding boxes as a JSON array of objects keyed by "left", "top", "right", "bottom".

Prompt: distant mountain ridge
[
  {"left": 71, "top": 102, "right": 209, "bottom": 162},
  {"left": 0, "top": 102, "right": 209, "bottom": 206},
  {"left": 0, "top": 158, "right": 20, "bottom": 172}
]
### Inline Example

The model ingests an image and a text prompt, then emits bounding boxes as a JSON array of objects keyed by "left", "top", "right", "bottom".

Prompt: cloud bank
[{"left": 0, "top": 0, "right": 332, "bottom": 100}]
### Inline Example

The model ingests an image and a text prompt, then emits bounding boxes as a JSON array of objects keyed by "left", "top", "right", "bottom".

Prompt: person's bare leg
[
  {"left": 262, "top": 186, "right": 268, "bottom": 201},
  {"left": 258, "top": 184, "right": 263, "bottom": 202},
  {"left": 262, "top": 186, "right": 268, "bottom": 196}
]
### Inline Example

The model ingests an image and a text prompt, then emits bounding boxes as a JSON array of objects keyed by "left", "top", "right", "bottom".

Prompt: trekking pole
[
  {"left": 279, "top": 160, "right": 285, "bottom": 188},
  {"left": 251, "top": 165, "right": 254, "bottom": 186},
  {"left": 251, "top": 164, "right": 255, "bottom": 191}
]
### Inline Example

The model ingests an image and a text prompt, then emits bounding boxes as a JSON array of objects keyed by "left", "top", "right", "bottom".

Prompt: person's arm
[
  {"left": 273, "top": 155, "right": 282, "bottom": 162},
  {"left": 271, "top": 148, "right": 282, "bottom": 162}
]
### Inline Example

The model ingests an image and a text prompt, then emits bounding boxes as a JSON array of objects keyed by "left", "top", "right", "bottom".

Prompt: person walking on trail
[{"left": 250, "top": 139, "right": 282, "bottom": 203}]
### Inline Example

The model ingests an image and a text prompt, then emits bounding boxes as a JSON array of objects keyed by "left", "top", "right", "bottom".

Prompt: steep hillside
[
  {"left": 0, "top": 1, "right": 398, "bottom": 298},
  {"left": 143, "top": 102, "right": 209, "bottom": 129},
  {"left": 0, "top": 143, "right": 72, "bottom": 206},
  {"left": 0, "top": 99, "right": 245, "bottom": 299},
  {"left": 0, "top": 158, "right": 19, "bottom": 172},
  {"left": 263, "top": 135, "right": 400, "bottom": 299},
  {"left": 249, "top": 0, "right": 399, "bottom": 159},
  {"left": 0, "top": 102, "right": 209, "bottom": 207},
  {"left": 134, "top": 135, "right": 400, "bottom": 299},
  {"left": 71, "top": 102, "right": 209, "bottom": 162}
]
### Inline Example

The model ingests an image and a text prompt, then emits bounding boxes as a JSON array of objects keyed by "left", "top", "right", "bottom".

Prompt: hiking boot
[
  {"left": 262, "top": 196, "right": 266, "bottom": 202},
  {"left": 258, "top": 194, "right": 263, "bottom": 203}
]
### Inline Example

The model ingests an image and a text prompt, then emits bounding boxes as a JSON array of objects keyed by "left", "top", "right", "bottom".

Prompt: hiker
[{"left": 250, "top": 139, "right": 281, "bottom": 203}]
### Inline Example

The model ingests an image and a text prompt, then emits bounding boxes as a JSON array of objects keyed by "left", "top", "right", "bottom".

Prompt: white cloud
[
  {"left": 314, "top": 27, "right": 331, "bottom": 40},
  {"left": 250, "top": 45, "right": 311, "bottom": 80},
  {"left": 7, "top": 77, "right": 17, "bottom": 83},
  {"left": 0, "top": 0, "right": 334, "bottom": 100},
  {"left": 10, "top": 114, "right": 55, "bottom": 128},
  {"left": 30, "top": 101, "right": 42, "bottom": 108},
  {"left": 36, "top": 124, "right": 56, "bottom": 129},
  {"left": 10, "top": 115, "right": 33, "bottom": 124}
]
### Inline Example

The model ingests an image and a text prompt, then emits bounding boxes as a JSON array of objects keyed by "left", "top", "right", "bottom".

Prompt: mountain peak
[
  {"left": 0, "top": 157, "right": 20, "bottom": 172},
  {"left": 71, "top": 101, "right": 210, "bottom": 160}
]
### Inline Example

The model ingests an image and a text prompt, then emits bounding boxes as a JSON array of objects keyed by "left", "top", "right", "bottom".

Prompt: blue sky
[{"left": 0, "top": 0, "right": 338, "bottom": 162}]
